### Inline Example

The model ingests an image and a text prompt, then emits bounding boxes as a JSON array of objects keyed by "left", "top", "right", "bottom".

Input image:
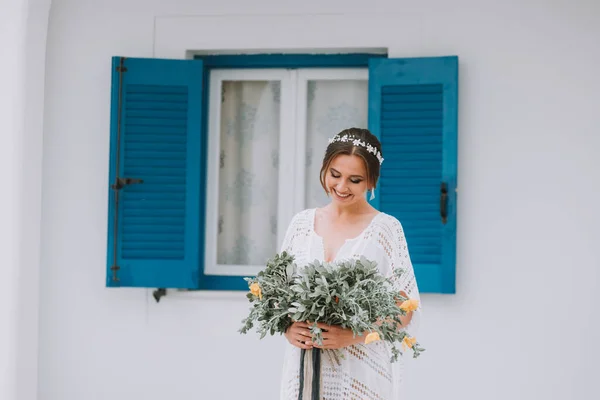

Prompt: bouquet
[{"left": 239, "top": 252, "right": 424, "bottom": 362}]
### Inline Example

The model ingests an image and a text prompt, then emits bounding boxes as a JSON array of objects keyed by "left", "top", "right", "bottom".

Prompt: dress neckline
[{"left": 309, "top": 207, "right": 381, "bottom": 263}]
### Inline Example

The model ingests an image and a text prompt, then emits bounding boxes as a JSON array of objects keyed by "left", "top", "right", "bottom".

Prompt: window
[
  {"left": 204, "top": 68, "right": 368, "bottom": 276},
  {"left": 106, "top": 54, "right": 458, "bottom": 294}
]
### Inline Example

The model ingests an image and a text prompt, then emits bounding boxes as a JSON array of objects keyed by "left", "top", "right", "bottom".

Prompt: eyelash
[{"left": 330, "top": 172, "right": 362, "bottom": 184}]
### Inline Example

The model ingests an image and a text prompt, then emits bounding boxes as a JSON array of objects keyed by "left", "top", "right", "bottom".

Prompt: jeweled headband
[{"left": 327, "top": 134, "right": 384, "bottom": 165}]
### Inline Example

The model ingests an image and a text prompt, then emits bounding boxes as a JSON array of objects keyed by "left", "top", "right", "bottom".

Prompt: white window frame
[
  {"left": 204, "top": 68, "right": 367, "bottom": 276},
  {"left": 294, "top": 68, "right": 369, "bottom": 211}
]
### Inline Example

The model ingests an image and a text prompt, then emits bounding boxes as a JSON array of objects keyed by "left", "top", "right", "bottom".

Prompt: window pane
[
  {"left": 304, "top": 80, "right": 368, "bottom": 209},
  {"left": 217, "top": 81, "right": 280, "bottom": 265}
]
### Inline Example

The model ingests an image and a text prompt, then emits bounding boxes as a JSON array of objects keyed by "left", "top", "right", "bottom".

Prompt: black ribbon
[{"left": 298, "top": 348, "right": 321, "bottom": 400}]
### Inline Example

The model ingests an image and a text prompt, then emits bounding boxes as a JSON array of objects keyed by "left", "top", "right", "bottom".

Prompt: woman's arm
[{"left": 385, "top": 217, "right": 421, "bottom": 335}]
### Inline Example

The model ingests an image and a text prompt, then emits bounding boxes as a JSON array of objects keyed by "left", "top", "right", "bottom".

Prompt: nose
[{"left": 335, "top": 182, "right": 349, "bottom": 193}]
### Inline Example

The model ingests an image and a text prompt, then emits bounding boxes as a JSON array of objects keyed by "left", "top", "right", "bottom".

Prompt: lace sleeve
[
  {"left": 279, "top": 211, "right": 304, "bottom": 253},
  {"left": 377, "top": 215, "right": 422, "bottom": 336}
]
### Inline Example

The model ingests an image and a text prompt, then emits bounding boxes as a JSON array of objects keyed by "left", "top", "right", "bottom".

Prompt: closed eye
[{"left": 330, "top": 169, "right": 363, "bottom": 184}]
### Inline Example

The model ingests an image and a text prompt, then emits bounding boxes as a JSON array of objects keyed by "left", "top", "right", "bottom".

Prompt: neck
[{"left": 326, "top": 198, "right": 372, "bottom": 217}]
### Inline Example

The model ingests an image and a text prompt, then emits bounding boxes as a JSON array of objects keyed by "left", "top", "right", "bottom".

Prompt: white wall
[
  {"left": 0, "top": 1, "right": 27, "bottom": 399},
  {"left": 19, "top": 2, "right": 52, "bottom": 400},
  {"left": 39, "top": 0, "right": 600, "bottom": 399},
  {"left": 1, "top": 0, "right": 50, "bottom": 399}
]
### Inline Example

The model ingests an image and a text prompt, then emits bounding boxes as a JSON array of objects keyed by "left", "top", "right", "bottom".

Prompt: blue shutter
[
  {"left": 106, "top": 57, "right": 204, "bottom": 289},
  {"left": 369, "top": 56, "right": 458, "bottom": 294}
]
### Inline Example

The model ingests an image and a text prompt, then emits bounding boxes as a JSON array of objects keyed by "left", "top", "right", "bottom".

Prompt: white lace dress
[{"left": 279, "top": 208, "right": 422, "bottom": 400}]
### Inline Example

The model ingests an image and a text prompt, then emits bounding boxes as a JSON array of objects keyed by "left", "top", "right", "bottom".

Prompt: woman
[{"left": 279, "top": 128, "right": 421, "bottom": 399}]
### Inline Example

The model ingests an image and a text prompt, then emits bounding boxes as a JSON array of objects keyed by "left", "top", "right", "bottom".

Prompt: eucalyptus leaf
[{"left": 238, "top": 251, "right": 425, "bottom": 362}]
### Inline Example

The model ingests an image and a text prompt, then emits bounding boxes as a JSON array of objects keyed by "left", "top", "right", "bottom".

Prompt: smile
[{"left": 333, "top": 189, "right": 352, "bottom": 199}]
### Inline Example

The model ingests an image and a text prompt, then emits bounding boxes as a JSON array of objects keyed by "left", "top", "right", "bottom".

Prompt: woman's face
[{"left": 325, "top": 154, "right": 370, "bottom": 206}]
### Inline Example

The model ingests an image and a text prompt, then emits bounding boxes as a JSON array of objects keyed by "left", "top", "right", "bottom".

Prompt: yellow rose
[
  {"left": 400, "top": 298, "right": 419, "bottom": 312},
  {"left": 402, "top": 336, "right": 417, "bottom": 350},
  {"left": 249, "top": 282, "right": 262, "bottom": 300},
  {"left": 364, "top": 332, "right": 381, "bottom": 345}
]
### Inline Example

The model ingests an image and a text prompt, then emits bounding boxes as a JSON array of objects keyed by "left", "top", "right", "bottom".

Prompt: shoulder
[
  {"left": 281, "top": 208, "right": 314, "bottom": 251},
  {"left": 370, "top": 213, "right": 411, "bottom": 259},
  {"left": 286, "top": 208, "right": 315, "bottom": 229},
  {"left": 372, "top": 212, "right": 408, "bottom": 239},
  {"left": 374, "top": 212, "right": 404, "bottom": 231}
]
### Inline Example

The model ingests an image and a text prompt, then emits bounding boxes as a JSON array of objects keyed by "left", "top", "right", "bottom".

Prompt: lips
[{"left": 332, "top": 189, "right": 352, "bottom": 200}]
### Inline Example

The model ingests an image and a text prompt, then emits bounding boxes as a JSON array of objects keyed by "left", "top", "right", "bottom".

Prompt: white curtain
[
  {"left": 304, "top": 80, "right": 368, "bottom": 209},
  {"left": 216, "top": 78, "right": 367, "bottom": 266},
  {"left": 217, "top": 81, "right": 280, "bottom": 265}
]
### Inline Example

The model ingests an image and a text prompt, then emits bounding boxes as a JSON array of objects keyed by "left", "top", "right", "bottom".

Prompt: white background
[{"left": 1, "top": 0, "right": 599, "bottom": 399}]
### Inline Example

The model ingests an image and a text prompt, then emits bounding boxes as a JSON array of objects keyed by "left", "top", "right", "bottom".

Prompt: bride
[{"left": 279, "top": 128, "right": 421, "bottom": 399}]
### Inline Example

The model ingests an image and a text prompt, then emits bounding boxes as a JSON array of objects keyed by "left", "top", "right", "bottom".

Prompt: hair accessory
[{"left": 328, "top": 135, "right": 384, "bottom": 164}]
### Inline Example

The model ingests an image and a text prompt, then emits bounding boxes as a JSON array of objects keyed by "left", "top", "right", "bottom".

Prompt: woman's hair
[{"left": 319, "top": 127, "right": 383, "bottom": 193}]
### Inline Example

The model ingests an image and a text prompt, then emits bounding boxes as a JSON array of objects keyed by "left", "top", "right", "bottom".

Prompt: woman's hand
[
  {"left": 284, "top": 321, "right": 314, "bottom": 350},
  {"left": 312, "top": 323, "right": 364, "bottom": 350}
]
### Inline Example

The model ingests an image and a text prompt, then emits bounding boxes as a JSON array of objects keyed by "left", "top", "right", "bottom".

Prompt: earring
[{"left": 370, "top": 188, "right": 375, "bottom": 200}]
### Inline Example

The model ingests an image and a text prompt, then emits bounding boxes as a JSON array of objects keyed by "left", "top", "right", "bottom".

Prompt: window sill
[{"left": 148, "top": 288, "right": 248, "bottom": 302}]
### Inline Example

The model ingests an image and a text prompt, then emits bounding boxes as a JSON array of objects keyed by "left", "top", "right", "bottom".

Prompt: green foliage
[
  {"left": 239, "top": 252, "right": 296, "bottom": 338},
  {"left": 239, "top": 252, "right": 425, "bottom": 361}
]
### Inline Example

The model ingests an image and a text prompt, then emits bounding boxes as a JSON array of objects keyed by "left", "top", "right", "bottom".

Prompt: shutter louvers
[
  {"left": 369, "top": 57, "right": 458, "bottom": 293},
  {"left": 107, "top": 57, "right": 204, "bottom": 289}
]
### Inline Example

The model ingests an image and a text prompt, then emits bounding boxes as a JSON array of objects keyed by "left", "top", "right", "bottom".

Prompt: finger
[
  {"left": 321, "top": 331, "right": 337, "bottom": 340},
  {"left": 295, "top": 333, "right": 311, "bottom": 343},
  {"left": 315, "top": 322, "right": 334, "bottom": 331},
  {"left": 297, "top": 330, "right": 312, "bottom": 338},
  {"left": 313, "top": 342, "right": 335, "bottom": 350},
  {"left": 294, "top": 339, "right": 313, "bottom": 350},
  {"left": 291, "top": 326, "right": 312, "bottom": 337},
  {"left": 314, "top": 338, "right": 335, "bottom": 347}
]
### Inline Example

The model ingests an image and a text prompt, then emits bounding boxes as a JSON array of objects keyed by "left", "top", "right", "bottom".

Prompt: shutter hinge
[
  {"left": 153, "top": 288, "right": 167, "bottom": 303},
  {"left": 110, "top": 264, "right": 120, "bottom": 282},
  {"left": 112, "top": 177, "right": 143, "bottom": 191},
  {"left": 116, "top": 57, "right": 128, "bottom": 73}
]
